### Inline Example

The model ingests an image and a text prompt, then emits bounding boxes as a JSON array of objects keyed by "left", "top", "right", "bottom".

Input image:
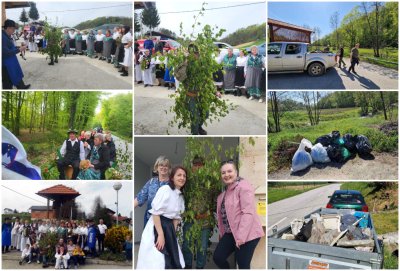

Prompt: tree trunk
[
  {"left": 380, "top": 91, "right": 387, "bottom": 120},
  {"left": 29, "top": 92, "right": 36, "bottom": 134},
  {"left": 14, "top": 92, "right": 25, "bottom": 136},
  {"left": 68, "top": 92, "right": 81, "bottom": 129},
  {"left": 4, "top": 92, "right": 10, "bottom": 122}
]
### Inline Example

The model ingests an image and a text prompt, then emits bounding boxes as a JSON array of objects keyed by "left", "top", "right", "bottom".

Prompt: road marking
[{"left": 267, "top": 217, "right": 287, "bottom": 232}]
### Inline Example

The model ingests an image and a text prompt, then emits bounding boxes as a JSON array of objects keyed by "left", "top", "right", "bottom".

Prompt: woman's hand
[
  {"left": 236, "top": 240, "right": 245, "bottom": 248},
  {"left": 155, "top": 233, "right": 165, "bottom": 251}
]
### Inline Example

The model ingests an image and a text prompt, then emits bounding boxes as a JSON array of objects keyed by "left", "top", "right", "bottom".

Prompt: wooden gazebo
[
  {"left": 36, "top": 184, "right": 81, "bottom": 220},
  {"left": 268, "top": 18, "right": 313, "bottom": 43}
]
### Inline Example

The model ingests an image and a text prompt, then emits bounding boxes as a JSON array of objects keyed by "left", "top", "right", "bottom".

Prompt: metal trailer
[{"left": 268, "top": 208, "right": 384, "bottom": 269}]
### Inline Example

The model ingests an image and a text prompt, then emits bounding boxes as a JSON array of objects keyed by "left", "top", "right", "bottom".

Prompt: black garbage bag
[
  {"left": 315, "top": 135, "right": 332, "bottom": 147},
  {"left": 343, "top": 134, "right": 358, "bottom": 153},
  {"left": 331, "top": 131, "right": 340, "bottom": 140},
  {"left": 356, "top": 135, "right": 372, "bottom": 155},
  {"left": 295, "top": 220, "right": 313, "bottom": 242},
  {"left": 327, "top": 145, "right": 351, "bottom": 163}
]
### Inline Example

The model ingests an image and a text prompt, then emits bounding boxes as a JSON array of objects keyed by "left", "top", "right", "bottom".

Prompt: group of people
[
  {"left": 56, "top": 129, "right": 116, "bottom": 180},
  {"left": 60, "top": 26, "right": 133, "bottom": 76},
  {"left": 337, "top": 43, "right": 361, "bottom": 74},
  {"left": 135, "top": 156, "right": 264, "bottom": 269},
  {"left": 217, "top": 46, "right": 266, "bottom": 103},
  {"left": 2, "top": 217, "right": 133, "bottom": 268}
]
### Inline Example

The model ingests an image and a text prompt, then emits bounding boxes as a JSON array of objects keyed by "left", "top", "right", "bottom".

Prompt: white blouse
[
  {"left": 121, "top": 32, "right": 132, "bottom": 44},
  {"left": 149, "top": 185, "right": 185, "bottom": 220},
  {"left": 236, "top": 56, "right": 247, "bottom": 67},
  {"left": 96, "top": 34, "right": 105, "bottom": 42}
]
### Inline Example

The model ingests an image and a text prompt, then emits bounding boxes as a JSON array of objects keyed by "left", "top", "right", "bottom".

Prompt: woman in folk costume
[
  {"left": 94, "top": 30, "right": 105, "bottom": 59},
  {"left": 235, "top": 50, "right": 247, "bottom": 96},
  {"left": 86, "top": 30, "right": 96, "bottom": 58},
  {"left": 101, "top": 29, "right": 113, "bottom": 62},
  {"left": 81, "top": 31, "right": 88, "bottom": 53},
  {"left": 139, "top": 49, "right": 154, "bottom": 87},
  {"left": 75, "top": 30, "right": 83, "bottom": 55},
  {"left": 244, "top": 45, "right": 265, "bottom": 103},
  {"left": 62, "top": 29, "right": 70, "bottom": 56},
  {"left": 136, "top": 166, "right": 187, "bottom": 269},
  {"left": 69, "top": 29, "right": 76, "bottom": 54},
  {"left": 163, "top": 50, "right": 175, "bottom": 90},
  {"left": 119, "top": 25, "right": 132, "bottom": 77},
  {"left": 222, "top": 48, "right": 237, "bottom": 94},
  {"left": 134, "top": 42, "right": 143, "bottom": 84}
]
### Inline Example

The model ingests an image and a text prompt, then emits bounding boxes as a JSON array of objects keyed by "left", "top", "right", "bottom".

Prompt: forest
[
  {"left": 2, "top": 91, "right": 132, "bottom": 179},
  {"left": 313, "top": 2, "right": 398, "bottom": 60},
  {"left": 74, "top": 16, "right": 132, "bottom": 30},
  {"left": 220, "top": 23, "right": 266, "bottom": 46}
]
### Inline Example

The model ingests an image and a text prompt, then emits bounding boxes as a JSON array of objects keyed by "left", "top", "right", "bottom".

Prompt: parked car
[
  {"left": 268, "top": 42, "right": 336, "bottom": 76},
  {"left": 326, "top": 190, "right": 369, "bottom": 212},
  {"left": 136, "top": 38, "right": 181, "bottom": 53},
  {"left": 246, "top": 43, "right": 266, "bottom": 56},
  {"left": 213, "top": 41, "right": 240, "bottom": 57}
]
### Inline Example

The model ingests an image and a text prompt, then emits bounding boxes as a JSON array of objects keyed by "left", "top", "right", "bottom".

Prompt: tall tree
[
  {"left": 19, "top": 8, "right": 29, "bottom": 25},
  {"left": 141, "top": 7, "right": 160, "bottom": 36},
  {"left": 330, "top": 11, "right": 340, "bottom": 49},
  {"left": 14, "top": 92, "right": 26, "bottom": 136},
  {"left": 68, "top": 92, "right": 81, "bottom": 129},
  {"left": 134, "top": 13, "right": 141, "bottom": 33},
  {"left": 28, "top": 2, "right": 40, "bottom": 21}
]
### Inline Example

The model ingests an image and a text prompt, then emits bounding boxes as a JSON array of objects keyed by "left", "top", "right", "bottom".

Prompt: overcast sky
[
  {"left": 2, "top": 181, "right": 132, "bottom": 218},
  {"left": 136, "top": 1, "right": 266, "bottom": 38},
  {"left": 5, "top": 1, "right": 132, "bottom": 27}
]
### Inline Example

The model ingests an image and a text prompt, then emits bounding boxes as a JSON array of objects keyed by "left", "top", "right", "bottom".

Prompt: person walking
[
  {"left": 348, "top": 43, "right": 360, "bottom": 74},
  {"left": 338, "top": 45, "right": 346, "bottom": 69}
]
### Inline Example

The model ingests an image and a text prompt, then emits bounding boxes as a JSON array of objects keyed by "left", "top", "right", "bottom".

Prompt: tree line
[
  {"left": 74, "top": 16, "right": 132, "bottom": 30},
  {"left": 268, "top": 91, "right": 397, "bottom": 133},
  {"left": 220, "top": 23, "right": 266, "bottom": 46},
  {"left": 314, "top": 2, "right": 398, "bottom": 57}
]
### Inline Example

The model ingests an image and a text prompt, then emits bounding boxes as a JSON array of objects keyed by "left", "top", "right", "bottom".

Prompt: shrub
[{"left": 104, "top": 226, "right": 131, "bottom": 253}]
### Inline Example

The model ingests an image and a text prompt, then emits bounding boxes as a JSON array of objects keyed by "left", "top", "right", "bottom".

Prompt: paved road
[
  {"left": 112, "top": 134, "right": 133, "bottom": 178},
  {"left": 134, "top": 84, "right": 266, "bottom": 135},
  {"left": 267, "top": 183, "right": 342, "bottom": 235},
  {"left": 17, "top": 50, "right": 132, "bottom": 89},
  {"left": 268, "top": 152, "right": 398, "bottom": 180},
  {"left": 268, "top": 58, "right": 398, "bottom": 90}
]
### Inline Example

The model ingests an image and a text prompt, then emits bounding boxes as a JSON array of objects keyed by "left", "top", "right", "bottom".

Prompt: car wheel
[{"left": 308, "top": 63, "right": 324, "bottom": 76}]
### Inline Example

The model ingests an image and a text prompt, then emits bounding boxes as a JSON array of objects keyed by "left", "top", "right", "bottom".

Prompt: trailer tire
[{"left": 308, "top": 63, "right": 325, "bottom": 76}]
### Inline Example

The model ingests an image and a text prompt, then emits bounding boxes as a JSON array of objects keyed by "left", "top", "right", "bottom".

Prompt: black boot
[
  {"left": 48, "top": 60, "right": 54, "bottom": 65},
  {"left": 55, "top": 58, "right": 58, "bottom": 63},
  {"left": 118, "top": 67, "right": 125, "bottom": 73},
  {"left": 199, "top": 127, "right": 207, "bottom": 135},
  {"left": 121, "top": 70, "right": 128, "bottom": 77},
  {"left": 16, "top": 80, "right": 30, "bottom": 89}
]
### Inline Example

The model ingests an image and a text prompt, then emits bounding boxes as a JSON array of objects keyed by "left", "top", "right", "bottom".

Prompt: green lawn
[
  {"left": 268, "top": 183, "right": 328, "bottom": 204},
  {"left": 236, "top": 39, "right": 265, "bottom": 50},
  {"left": 268, "top": 108, "right": 398, "bottom": 173},
  {"left": 384, "top": 246, "right": 398, "bottom": 269}
]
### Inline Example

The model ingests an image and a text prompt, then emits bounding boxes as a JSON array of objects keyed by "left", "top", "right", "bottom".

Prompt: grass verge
[{"left": 268, "top": 183, "right": 328, "bottom": 204}]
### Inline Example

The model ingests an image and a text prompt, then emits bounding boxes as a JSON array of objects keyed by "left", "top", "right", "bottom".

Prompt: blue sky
[
  {"left": 268, "top": 2, "right": 362, "bottom": 38},
  {"left": 6, "top": 2, "right": 132, "bottom": 27}
]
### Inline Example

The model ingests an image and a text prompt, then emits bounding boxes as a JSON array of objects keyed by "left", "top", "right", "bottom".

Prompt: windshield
[
  {"left": 331, "top": 193, "right": 365, "bottom": 204},
  {"left": 169, "top": 40, "right": 181, "bottom": 48}
]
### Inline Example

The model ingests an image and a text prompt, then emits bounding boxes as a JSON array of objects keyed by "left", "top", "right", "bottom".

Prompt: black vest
[{"left": 65, "top": 140, "right": 80, "bottom": 162}]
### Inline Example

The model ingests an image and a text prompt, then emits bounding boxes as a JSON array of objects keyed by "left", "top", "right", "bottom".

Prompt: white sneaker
[
  {"left": 258, "top": 98, "right": 263, "bottom": 103},
  {"left": 28, "top": 261, "right": 31, "bottom": 264},
  {"left": 249, "top": 96, "right": 254, "bottom": 100}
]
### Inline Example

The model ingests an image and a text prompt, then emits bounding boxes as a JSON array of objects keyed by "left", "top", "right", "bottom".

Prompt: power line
[
  {"left": 40, "top": 4, "right": 132, "bottom": 13},
  {"left": 159, "top": 2, "right": 265, "bottom": 15},
  {"left": 1, "top": 185, "right": 46, "bottom": 204}
]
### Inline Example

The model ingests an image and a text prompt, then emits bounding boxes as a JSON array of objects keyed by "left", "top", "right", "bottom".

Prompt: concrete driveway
[
  {"left": 134, "top": 84, "right": 266, "bottom": 135},
  {"left": 267, "top": 183, "right": 342, "bottom": 235},
  {"left": 17, "top": 51, "right": 132, "bottom": 89},
  {"left": 268, "top": 58, "right": 398, "bottom": 90}
]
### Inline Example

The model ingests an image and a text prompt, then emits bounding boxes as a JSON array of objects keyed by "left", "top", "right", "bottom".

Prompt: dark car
[{"left": 326, "top": 190, "right": 368, "bottom": 212}]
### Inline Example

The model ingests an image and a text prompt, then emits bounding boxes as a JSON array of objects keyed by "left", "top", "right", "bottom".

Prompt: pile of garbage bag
[
  {"left": 282, "top": 210, "right": 375, "bottom": 252},
  {"left": 291, "top": 131, "right": 372, "bottom": 173}
]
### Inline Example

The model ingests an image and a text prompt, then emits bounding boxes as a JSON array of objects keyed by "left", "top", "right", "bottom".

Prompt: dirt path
[{"left": 268, "top": 152, "right": 398, "bottom": 180}]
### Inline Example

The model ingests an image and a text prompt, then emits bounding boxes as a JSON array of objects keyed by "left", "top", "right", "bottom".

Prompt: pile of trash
[
  {"left": 282, "top": 210, "right": 375, "bottom": 252},
  {"left": 291, "top": 131, "right": 372, "bottom": 173}
]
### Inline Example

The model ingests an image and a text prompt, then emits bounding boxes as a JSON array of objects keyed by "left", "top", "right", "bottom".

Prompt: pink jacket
[{"left": 216, "top": 179, "right": 264, "bottom": 244}]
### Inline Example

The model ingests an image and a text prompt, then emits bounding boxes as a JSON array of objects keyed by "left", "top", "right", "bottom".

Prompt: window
[
  {"left": 285, "top": 44, "right": 301, "bottom": 55},
  {"left": 268, "top": 43, "right": 281, "bottom": 55}
]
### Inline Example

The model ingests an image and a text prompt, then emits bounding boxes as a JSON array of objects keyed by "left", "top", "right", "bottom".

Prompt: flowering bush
[{"left": 104, "top": 226, "right": 131, "bottom": 253}]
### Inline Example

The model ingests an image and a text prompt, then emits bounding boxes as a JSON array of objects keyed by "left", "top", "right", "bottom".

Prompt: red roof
[{"left": 37, "top": 184, "right": 80, "bottom": 195}]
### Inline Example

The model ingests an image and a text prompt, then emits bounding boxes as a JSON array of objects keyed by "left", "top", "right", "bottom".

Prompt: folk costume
[
  {"left": 222, "top": 53, "right": 237, "bottom": 93},
  {"left": 137, "top": 185, "right": 185, "bottom": 269},
  {"left": 244, "top": 54, "right": 265, "bottom": 99}
]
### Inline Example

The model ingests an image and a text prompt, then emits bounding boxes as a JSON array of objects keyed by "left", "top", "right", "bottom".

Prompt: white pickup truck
[{"left": 268, "top": 42, "right": 336, "bottom": 76}]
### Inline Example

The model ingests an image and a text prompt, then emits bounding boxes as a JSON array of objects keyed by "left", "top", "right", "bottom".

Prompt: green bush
[{"left": 365, "top": 130, "right": 398, "bottom": 152}]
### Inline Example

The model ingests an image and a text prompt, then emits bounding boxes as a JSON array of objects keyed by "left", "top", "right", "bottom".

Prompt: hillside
[
  {"left": 220, "top": 23, "right": 266, "bottom": 46},
  {"left": 74, "top": 16, "right": 132, "bottom": 30}
]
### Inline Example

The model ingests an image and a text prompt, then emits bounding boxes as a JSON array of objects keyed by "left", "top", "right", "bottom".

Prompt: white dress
[
  {"left": 136, "top": 185, "right": 185, "bottom": 269},
  {"left": 120, "top": 32, "right": 133, "bottom": 67}
]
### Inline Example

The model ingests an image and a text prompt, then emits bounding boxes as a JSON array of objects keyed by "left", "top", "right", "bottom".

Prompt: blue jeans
[
  {"left": 188, "top": 97, "right": 209, "bottom": 135},
  {"left": 182, "top": 222, "right": 211, "bottom": 269}
]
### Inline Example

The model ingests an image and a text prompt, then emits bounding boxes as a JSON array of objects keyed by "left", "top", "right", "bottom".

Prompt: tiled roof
[{"left": 37, "top": 184, "right": 80, "bottom": 195}]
